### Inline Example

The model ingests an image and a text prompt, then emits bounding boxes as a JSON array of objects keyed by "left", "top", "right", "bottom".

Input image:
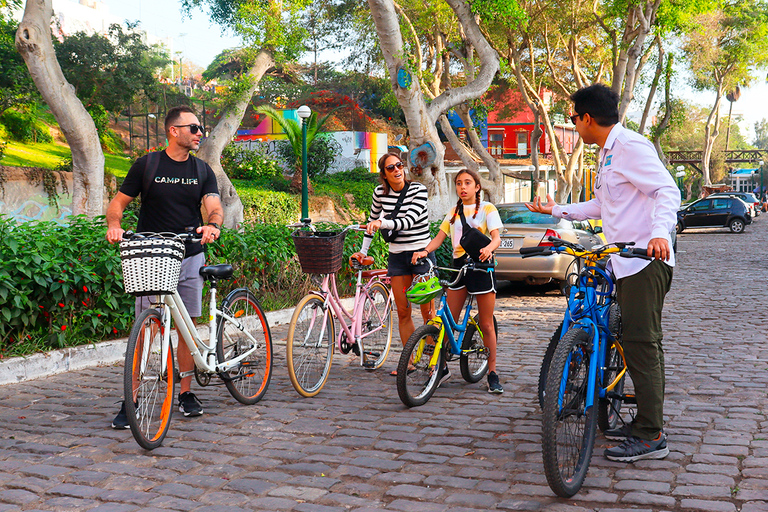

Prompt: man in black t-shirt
[{"left": 106, "top": 105, "right": 223, "bottom": 429}]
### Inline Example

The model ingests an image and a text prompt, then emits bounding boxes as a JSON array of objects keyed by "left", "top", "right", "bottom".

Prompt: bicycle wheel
[
  {"left": 459, "top": 314, "right": 495, "bottom": 383},
  {"left": 538, "top": 321, "right": 564, "bottom": 409},
  {"left": 124, "top": 308, "right": 175, "bottom": 450},
  {"left": 286, "top": 293, "right": 334, "bottom": 397},
  {"left": 541, "top": 327, "right": 598, "bottom": 498},
  {"left": 360, "top": 281, "right": 393, "bottom": 370},
  {"left": 598, "top": 303, "right": 625, "bottom": 431},
  {"left": 217, "top": 288, "right": 273, "bottom": 405},
  {"left": 397, "top": 324, "right": 445, "bottom": 407}
]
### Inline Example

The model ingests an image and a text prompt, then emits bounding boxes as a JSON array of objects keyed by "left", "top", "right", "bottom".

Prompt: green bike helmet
[{"left": 406, "top": 274, "right": 442, "bottom": 304}]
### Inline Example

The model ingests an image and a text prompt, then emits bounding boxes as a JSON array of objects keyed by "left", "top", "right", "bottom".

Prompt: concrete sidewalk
[{"left": 0, "top": 298, "right": 354, "bottom": 386}]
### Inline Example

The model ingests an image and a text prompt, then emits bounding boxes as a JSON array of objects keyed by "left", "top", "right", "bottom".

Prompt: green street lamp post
[{"left": 297, "top": 105, "right": 311, "bottom": 223}]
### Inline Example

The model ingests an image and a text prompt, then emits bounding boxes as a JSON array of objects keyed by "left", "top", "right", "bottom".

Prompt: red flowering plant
[{"left": 0, "top": 215, "right": 134, "bottom": 356}]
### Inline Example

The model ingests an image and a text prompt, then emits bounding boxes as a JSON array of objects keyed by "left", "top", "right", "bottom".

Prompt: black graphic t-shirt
[{"left": 120, "top": 151, "right": 219, "bottom": 257}]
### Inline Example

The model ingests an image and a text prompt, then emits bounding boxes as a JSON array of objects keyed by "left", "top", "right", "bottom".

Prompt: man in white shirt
[{"left": 527, "top": 84, "right": 680, "bottom": 462}]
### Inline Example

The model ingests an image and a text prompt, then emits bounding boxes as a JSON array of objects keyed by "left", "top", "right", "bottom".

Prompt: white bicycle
[{"left": 120, "top": 232, "right": 273, "bottom": 450}]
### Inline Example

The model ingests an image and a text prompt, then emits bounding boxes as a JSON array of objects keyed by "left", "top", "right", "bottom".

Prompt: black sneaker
[
  {"left": 178, "top": 391, "right": 203, "bottom": 417},
  {"left": 604, "top": 422, "right": 633, "bottom": 441},
  {"left": 111, "top": 401, "right": 136, "bottom": 430},
  {"left": 436, "top": 366, "right": 451, "bottom": 389},
  {"left": 604, "top": 432, "right": 669, "bottom": 462},
  {"left": 487, "top": 371, "right": 503, "bottom": 394}
]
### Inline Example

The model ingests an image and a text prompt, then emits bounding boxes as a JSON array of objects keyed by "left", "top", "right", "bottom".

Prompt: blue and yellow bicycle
[
  {"left": 396, "top": 258, "right": 497, "bottom": 407},
  {"left": 522, "top": 237, "right": 650, "bottom": 497}
]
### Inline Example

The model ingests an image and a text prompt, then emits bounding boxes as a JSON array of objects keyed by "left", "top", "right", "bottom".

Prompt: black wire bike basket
[
  {"left": 292, "top": 229, "right": 347, "bottom": 274},
  {"left": 120, "top": 235, "right": 186, "bottom": 296}
]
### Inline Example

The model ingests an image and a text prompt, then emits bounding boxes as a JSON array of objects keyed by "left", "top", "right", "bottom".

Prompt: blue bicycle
[
  {"left": 396, "top": 258, "right": 498, "bottom": 407},
  {"left": 521, "top": 237, "right": 650, "bottom": 497}
]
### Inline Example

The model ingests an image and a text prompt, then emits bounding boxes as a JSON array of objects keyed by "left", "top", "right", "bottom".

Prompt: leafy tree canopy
[
  {"left": 55, "top": 23, "right": 170, "bottom": 112},
  {"left": 182, "top": 0, "right": 310, "bottom": 62},
  {"left": 0, "top": 13, "right": 38, "bottom": 115}
]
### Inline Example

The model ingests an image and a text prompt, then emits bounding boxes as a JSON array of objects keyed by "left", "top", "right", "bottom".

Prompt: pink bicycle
[{"left": 286, "top": 224, "right": 394, "bottom": 397}]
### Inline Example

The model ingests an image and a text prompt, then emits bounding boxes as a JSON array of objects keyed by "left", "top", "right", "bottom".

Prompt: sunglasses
[
  {"left": 385, "top": 161, "right": 404, "bottom": 172},
  {"left": 174, "top": 124, "right": 205, "bottom": 134},
  {"left": 569, "top": 114, "right": 582, "bottom": 125}
]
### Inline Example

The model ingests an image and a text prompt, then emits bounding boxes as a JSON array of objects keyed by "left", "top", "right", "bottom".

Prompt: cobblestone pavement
[{"left": 1, "top": 218, "right": 767, "bottom": 512}]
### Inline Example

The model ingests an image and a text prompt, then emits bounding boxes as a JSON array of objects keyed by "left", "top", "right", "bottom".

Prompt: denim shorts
[
  {"left": 136, "top": 252, "right": 206, "bottom": 318},
  {"left": 388, "top": 250, "right": 437, "bottom": 277},
  {"left": 448, "top": 254, "right": 496, "bottom": 295}
]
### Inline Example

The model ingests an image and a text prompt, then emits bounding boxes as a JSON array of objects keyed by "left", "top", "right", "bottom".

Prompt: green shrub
[
  {"left": 0, "top": 108, "right": 52, "bottom": 143},
  {"left": 273, "top": 135, "right": 343, "bottom": 178},
  {"left": 0, "top": 214, "right": 134, "bottom": 357},
  {"left": 314, "top": 166, "right": 378, "bottom": 215},
  {"left": 238, "top": 188, "right": 300, "bottom": 225},
  {"left": 221, "top": 144, "right": 283, "bottom": 181}
]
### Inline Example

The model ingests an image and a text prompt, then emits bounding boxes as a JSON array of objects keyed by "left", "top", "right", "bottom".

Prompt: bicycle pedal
[
  {"left": 622, "top": 393, "right": 637, "bottom": 404},
  {"left": 361, "top": 360, "right": 376, "bottom": 369}
]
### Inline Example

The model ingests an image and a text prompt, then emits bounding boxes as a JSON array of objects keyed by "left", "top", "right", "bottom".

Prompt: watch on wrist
[{"left": 207, "top": 222, "right": 220, "bottom": 230}]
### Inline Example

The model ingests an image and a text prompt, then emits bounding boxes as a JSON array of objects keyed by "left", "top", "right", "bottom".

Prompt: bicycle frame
[
  {"left": 313, "top": 270, "right": 393, "bottom": 366},
  {"left": 556, "top": 257, "right": 626, "bottom": 414},
  {"left": 154, "top": 286, "right": 261, "bottom": 377}
]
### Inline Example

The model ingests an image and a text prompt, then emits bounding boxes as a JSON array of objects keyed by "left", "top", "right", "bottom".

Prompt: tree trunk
[
  {"left": 701, "top": 86, "right": 724, "bottom": 186},
  {"left": 16, "top": 0, "right": 104, "bottom": 217},
  {"left": 196, "top": 50, "right": 274, "bottom": 228},
  {"left": 367, "top": 0, "right": 498, "bottom": 219}
]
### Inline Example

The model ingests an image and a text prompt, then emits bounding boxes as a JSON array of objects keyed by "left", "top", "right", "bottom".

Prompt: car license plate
[{"left": 499, "top": 238, "right": 517, "bottom": 249}]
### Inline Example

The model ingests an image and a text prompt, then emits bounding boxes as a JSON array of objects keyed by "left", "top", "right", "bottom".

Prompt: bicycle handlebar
[
  {"left": 520, "top": 237, "right": 652, "bottom": 260},
  {"left": 122, "top": 231, "right": 204, "bottom": 243},
  {"left": 414, "top": 257, "right": 494, "bottom": 288}
]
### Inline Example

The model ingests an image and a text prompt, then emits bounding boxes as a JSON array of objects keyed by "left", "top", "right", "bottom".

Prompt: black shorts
[
  {"left": 388, "top": 250, "right": 437, "bottom": 277},
  {"left": 448, "top": 255, "right": 496, "bottom": 295}
]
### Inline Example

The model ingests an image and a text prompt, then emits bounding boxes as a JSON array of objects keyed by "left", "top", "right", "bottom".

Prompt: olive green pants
[{"left": 616, "top": 260, "right": 673, "bottom": 440}]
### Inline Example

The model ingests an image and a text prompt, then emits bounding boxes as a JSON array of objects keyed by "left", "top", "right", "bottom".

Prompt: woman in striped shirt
[{"left": 352, "top": 152, "right": 435, "bottom": 375}]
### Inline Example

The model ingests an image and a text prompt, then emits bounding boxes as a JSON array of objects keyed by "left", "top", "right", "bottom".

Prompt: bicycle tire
[
  {"left": 459, "top": 314, "right": 495, "bottom": 383},
  {"left": 538, "top": 321, "right": 564, "bottom": 409},
  {"left": 286, "top": 293, "right": 334, "bottom": 397},
  {"left": 598, "top": 303, "right": 624, "bottom": 431},
  {"left": 397, "top": 324, "right": 444, "bottom": 407},
  {"left": 217, "top": 288, "right": 273, "bottom": 405},
  {"left": 541, "top": 327, "right": 598, "bottom": 498},
  {"left": 124, "top": 308, "right": 175, "bottom": 450},
  {"left": 359, "top": 281, "right": 393, "bottom": 370}
]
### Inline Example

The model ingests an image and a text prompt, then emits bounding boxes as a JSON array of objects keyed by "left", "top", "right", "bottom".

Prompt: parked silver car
[{"left": 494, "top": 203, "right": 604, "bottom": 288}]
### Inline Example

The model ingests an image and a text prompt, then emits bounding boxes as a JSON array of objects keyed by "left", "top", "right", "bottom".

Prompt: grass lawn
[{"left": 0, "top": 140, "right": 132, "bottom": 176}]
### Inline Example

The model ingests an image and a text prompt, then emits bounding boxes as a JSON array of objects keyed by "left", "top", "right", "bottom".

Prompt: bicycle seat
[
  {"left": 361, "top": 269, "right": 388, "bottom": 280},
  {"left": 350, "top": 252, "right": 375, "bottom": 267},
  {"left": 199, "top": 264, "right": 234, "bottom": 280}
]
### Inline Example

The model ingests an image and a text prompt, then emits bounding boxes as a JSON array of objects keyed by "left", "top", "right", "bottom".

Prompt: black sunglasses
[
  {"left": 385, "top": 161, "right": 404, "bottom": 171},
  {"left": 174, "top": 124, "right": 205, "bottom": 134},
  {"left": 569, "top": 113, "right": 582, "bottom": 125}
]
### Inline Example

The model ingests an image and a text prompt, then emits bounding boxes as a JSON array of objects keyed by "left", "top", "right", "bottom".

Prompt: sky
[
  {"left": 101, "top": 0, "right": 239, "bottom": 68},
  {"left": 101, "top": 0, "right": 767, "bottom": 142}
]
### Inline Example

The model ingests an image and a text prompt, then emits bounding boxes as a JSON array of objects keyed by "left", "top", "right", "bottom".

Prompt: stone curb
[{"left": 0, "top": 297, "right": 355, "bottom": 386}]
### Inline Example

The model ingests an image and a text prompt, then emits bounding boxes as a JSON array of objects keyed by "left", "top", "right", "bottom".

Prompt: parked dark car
[
  {"left": 677, "top": 197, "right": 752, "bottom": 234},
  {"left": 707, "top": 192, "right": 760, "bottom": 217}
]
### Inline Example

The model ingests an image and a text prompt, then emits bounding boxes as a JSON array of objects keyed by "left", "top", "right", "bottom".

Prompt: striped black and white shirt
[{"left": 364, "top": 181, "right": 431, "bottom": 253}]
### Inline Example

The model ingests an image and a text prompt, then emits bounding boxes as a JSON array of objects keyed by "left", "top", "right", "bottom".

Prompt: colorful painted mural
[{"left": 233, "top": 109, "right": 388, "bottom": 173}]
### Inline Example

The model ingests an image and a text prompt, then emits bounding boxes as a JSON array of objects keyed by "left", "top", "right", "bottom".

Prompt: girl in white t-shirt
[{"left": 411, "top": 169, "right": 504, "bottom": 393}]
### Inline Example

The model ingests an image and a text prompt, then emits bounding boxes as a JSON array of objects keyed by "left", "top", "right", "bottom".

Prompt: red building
[{"left": 486, "top": 88, "right": 578, "bottom": 159}]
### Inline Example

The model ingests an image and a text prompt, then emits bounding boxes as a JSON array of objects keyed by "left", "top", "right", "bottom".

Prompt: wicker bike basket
[
  {"left": 292, "top": 229, "right": 347, "bottom": 274},
  {"left": 120, "top": 236, "right": 186, "bottom": 296}
]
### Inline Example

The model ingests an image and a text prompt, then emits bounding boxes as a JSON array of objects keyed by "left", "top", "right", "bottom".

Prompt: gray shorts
[{"left": 136, "top": 252, "right": 206, "bottom": 318}]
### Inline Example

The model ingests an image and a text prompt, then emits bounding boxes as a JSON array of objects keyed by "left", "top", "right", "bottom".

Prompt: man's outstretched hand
[{"left": 525, "top": 194, "right": 556, "bottom": 215}]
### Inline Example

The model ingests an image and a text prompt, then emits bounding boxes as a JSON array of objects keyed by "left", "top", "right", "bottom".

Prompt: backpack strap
[
  {"left": 141, "top": 151, "right": 161, "bottom": 198},
  {"left": 384, "top": 181, "right": 411, "bottom": 227}
]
